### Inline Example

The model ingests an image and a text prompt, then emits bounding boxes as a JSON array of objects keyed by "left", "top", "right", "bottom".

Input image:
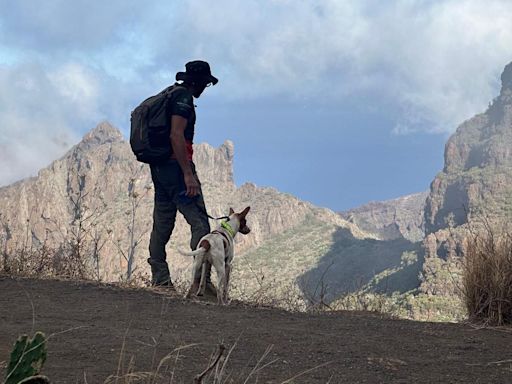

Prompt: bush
[{"left": 462, "top": 223, "right": 512, "bottom": 325}]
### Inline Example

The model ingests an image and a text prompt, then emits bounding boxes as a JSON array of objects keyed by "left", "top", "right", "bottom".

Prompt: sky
[{"left": 0, "top": 0, "right": 511, "bottom": 211}]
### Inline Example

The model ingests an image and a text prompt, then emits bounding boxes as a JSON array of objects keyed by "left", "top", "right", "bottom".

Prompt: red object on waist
[{"left": 171, "top": 141, "right": 194, "bottom": 161}]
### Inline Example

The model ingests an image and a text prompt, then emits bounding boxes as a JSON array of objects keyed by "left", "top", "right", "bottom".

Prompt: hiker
[{"left": 147, "top": 60, "right": 219, "bottom": 295}]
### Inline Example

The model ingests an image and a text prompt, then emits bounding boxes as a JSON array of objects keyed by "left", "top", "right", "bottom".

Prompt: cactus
[{"left": 4, "top": 331, "right": 48, "bottom": 384}]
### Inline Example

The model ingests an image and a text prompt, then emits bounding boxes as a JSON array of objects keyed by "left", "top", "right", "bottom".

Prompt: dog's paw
[{"left": 217, "top": 298, "right": 227, "bottom": 306}]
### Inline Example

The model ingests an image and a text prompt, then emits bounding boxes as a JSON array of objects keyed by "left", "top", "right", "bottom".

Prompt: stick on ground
[{"left": 194, "top": 344, "right": 226, "bottom": 384}]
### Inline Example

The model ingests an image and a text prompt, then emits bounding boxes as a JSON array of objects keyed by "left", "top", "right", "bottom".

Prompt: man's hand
[{"left": 184, "top": 172, "right": 200, "bottom": 197}]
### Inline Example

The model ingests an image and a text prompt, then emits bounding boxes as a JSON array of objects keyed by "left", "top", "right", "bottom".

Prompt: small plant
[{"left": 4, "top": 331, "right": 49, "bottom": 384}]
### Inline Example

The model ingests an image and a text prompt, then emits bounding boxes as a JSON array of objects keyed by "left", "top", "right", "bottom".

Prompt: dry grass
[
  {"left": 100, "top": 339, "right": 330, "bottom": 384},
  {"left": 0, "top": 236, "right": 92, "bottom": 281},
  {"left": 462, "top": 222, "right": 512, "bottom": 325}
]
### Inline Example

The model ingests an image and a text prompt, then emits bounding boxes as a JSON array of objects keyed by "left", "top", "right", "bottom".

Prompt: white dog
[{"left": 179, "top": 207, "right": 251, "bottom": 304}]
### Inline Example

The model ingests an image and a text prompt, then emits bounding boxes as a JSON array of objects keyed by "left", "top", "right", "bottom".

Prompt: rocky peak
[
  {"left": 220, "top": 140, "right": 234, "bottom": 161},
  {"left": 194, "top": 140, "right": 235, "bottom": 189},
  {"left": 79, "top": 121, "right": 124, "bottom": 150}
]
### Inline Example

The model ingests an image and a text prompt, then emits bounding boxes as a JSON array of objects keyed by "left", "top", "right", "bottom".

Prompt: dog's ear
[
  {"left": 240, "top": 206, "right": 250, "bottom": 217},
  {"left": 229, "top": 207, "right": 235, "bottom": 215}
]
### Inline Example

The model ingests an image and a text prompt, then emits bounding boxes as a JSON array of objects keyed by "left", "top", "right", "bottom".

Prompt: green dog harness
[{"left": 220, "top": 221, "right": 236, "bottom": 238}]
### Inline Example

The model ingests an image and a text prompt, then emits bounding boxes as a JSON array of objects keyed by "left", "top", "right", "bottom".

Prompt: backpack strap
[{"left": 164, "top": 84, "right": 187, "bottom": 98}]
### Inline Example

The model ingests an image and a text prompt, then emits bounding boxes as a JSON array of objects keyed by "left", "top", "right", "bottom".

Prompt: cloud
[
  {"left": 149, "top": 1, "right": 367, "bottom": 98},
  {"left": 0, "top": 62, "right": 102, "bottom": 186},
  {"left": 2, "top": 1, "right": 510, "bottom": 130},
  {"left": 0, "top": 0, "right": 143, "bottom": 51},
  {"left": 154, "top": 0, "right": 512, "bottom": 132},
  {"left": 377, "top": 0, "right": 512, "bottom": 133},
  {"left": 0, "top": 56, "right": 154, "bottom": 186},
  {"left": 0, "top": 0, "right": 512, "bottom": 186},
  {"left": 49, "top": 63, "right": 101, "bottom": 118}
]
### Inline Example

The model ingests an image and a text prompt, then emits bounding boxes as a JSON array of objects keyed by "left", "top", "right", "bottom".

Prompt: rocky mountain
[
  {"left": 339, "top": 192, "right": 428, "bottom": 242},
  {"left": 0, "top": 122, "right": 380, "bottom": 305},
  {"left": 411, "top": 62, "right": 512, "bottom": 319},
  {"left": 425, "top": 62, "right": 512, "bottom": 233},
  {"left": 326, "top": 62, "right": 512, "bottom": 319}
]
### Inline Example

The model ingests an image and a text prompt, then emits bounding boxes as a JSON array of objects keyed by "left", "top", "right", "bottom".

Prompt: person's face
[{"left": 191, "top": 81, "right": 211, "bottom": 98}]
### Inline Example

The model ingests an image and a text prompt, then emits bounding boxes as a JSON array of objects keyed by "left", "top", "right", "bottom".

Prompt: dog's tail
[{"left": 177, "top": 247, "right": 207, "bottom": 257}]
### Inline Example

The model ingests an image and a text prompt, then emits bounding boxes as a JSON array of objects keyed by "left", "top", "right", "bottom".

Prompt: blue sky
[{"left": 0, "top": 1, "right": 511, "bottom": 211}]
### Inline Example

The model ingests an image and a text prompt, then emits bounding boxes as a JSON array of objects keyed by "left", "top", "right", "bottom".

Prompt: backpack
[{"left": 130, "top": 85, "right": 184, "bottom": 164}]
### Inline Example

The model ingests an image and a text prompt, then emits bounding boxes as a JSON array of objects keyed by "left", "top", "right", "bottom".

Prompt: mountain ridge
[
  {"left": 0, "top": 123, "right": 374, "bottom": 305},
  {"left": 339, "top": 191, "right": 428, "bottom": 242}
]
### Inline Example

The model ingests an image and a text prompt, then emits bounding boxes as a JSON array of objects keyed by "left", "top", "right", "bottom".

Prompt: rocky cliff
[
  {"left": 425, "top": 62, "right": 512, "bottom": 233},
  {"left": 413, "top": 62, "right": 512, "bottom": 319}
]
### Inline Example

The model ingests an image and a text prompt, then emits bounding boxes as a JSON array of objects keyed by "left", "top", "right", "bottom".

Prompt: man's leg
[
  {"left": 148, "top": 200, "right": 178, "bottom": 286},
  {"left": 148, "top": 162, "right": 179, "bottom": 287}
]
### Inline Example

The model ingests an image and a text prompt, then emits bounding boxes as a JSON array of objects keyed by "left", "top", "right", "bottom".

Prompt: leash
[
  {"left": 194, "top": 200, "right": 230, "bottom": 221},
  {"left": 178, "top": 190, "right": 229, "bottom": 220},
  {"left": 206, "top": 212, "right": 230, "bottom": 221}
]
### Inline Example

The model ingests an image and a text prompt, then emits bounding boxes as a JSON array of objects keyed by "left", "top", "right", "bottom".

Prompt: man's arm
[{"left": 170, "top": 115, "right": 200, "bottom": 197}]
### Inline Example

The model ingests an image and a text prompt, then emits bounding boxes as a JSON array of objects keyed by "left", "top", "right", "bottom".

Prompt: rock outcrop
[
  {"left": 425, "top": 62, "right": 512, "bottom": 233},
  {"left": 340, "top": 192, "right": 428, "bottom": 242},
  {"left": 417, "top": 62, "right": 512, "bottom": 310}
]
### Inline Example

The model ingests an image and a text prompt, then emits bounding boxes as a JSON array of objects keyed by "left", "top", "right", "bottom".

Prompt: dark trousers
[{"left": 148, "top": 160, "right": 211, "bottom": 285}]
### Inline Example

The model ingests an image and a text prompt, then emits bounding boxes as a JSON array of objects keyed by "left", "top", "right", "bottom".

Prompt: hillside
[
  {"left": 2, "top": 276, "right": 511, "bottom": 384},
  {"left": 340, "top": 192, "right": 428, "bottom": 242},
  {"left": 0, "top": 122, "right": 378, "bottom": 307}
]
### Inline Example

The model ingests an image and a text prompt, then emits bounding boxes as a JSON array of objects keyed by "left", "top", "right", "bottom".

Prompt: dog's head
[{"left": 228, "top": 206, "right": 251, "bottom": 235}]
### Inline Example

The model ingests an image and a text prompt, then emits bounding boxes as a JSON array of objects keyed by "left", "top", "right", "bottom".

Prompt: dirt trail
[{"left": 1, "top": 276, "right": 511, "bottom": 383}]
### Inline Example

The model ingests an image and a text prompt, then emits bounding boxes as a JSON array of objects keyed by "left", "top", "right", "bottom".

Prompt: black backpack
[{"left": 130, "top": 85, "right": 184, "bottom": 164}]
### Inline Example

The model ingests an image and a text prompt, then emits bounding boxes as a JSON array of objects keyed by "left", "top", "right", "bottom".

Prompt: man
[{"left": 148, "top": 60, "right": 218, "bottom": 296}]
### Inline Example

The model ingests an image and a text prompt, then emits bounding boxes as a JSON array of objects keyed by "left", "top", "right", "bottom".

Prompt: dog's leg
[
  {"left": 198, "top": 263, "right": 206, "bottom": 296},
  {"left": 211, "top": 256, "right": 226, "bottom": 305},
  {"left": 223, "top": 263, "right": 231, "bottom": 303},
  {"left": 217, "top": 268, "right": 226, "bottom": 305},
  {"left": 185, "top": 254, "right": 202, "bottom": 299},
  {"left": 223, "top": 263, "right": 230, "bottom": 303},
  {"left": 185, "top": 240, "right": 211, "bottom": 299}
]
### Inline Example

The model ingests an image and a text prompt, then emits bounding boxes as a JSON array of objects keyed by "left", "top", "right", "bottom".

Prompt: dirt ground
[{"left": 1, "top": 276, "right": 512, "bottom": 383}]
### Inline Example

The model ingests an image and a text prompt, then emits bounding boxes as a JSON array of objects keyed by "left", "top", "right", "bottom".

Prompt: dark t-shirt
[{"left": 168, "top": 84, "right": 195, "bottom": 143}]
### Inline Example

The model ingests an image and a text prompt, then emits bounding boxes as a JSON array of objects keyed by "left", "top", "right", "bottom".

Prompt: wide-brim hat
[{"left": 176, "top": 60, "right": 218, "bottom": 85}]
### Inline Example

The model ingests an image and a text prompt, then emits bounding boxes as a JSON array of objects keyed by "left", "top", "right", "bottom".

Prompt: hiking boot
[{"left": 152, "top": 280, "right": 176, "bottom": 292}]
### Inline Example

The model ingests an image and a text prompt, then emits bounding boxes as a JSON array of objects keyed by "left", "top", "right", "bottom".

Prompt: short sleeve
[{"left": 170, "top": 90, "right": 194, "bottom": 119}]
